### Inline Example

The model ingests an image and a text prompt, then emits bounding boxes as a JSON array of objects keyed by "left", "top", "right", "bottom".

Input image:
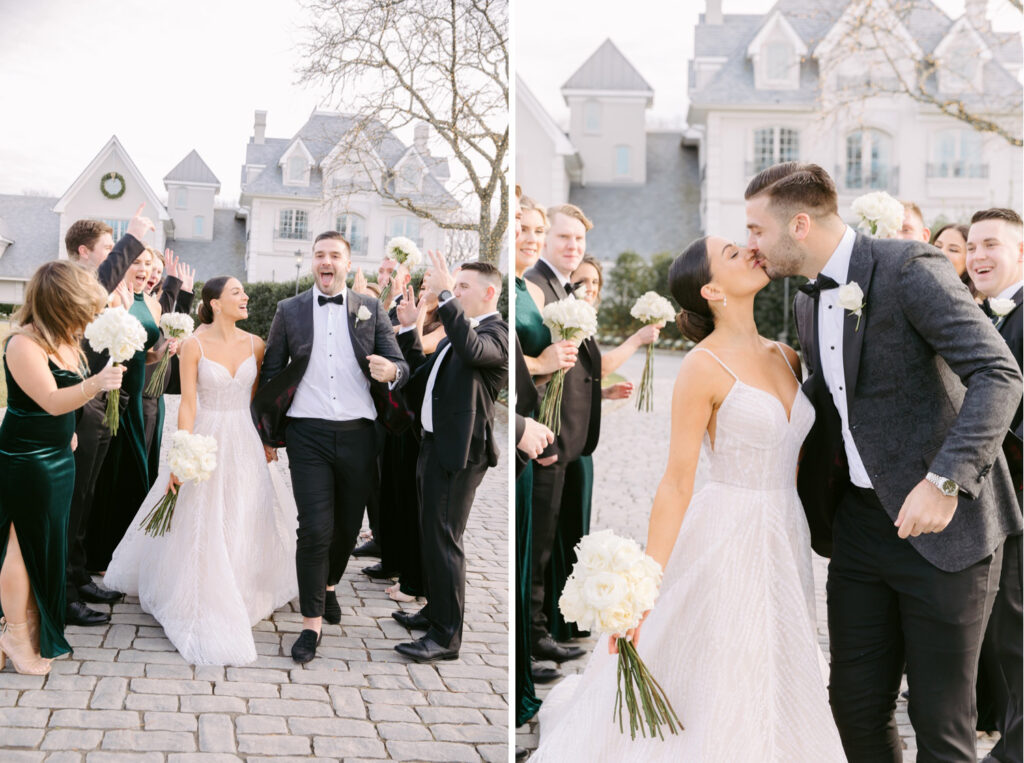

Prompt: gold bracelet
[{"left": 80, "top": 379, "right": 96, "bottom": 401}]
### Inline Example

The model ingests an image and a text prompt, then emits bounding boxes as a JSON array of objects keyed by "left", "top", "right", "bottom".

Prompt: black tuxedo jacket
[
  {"left": 794, "top": 233, "right": 1022, "bottom": 569},
  {"left": 83, "top": 233, "right": 146, "bottom": 375},
  {"left": 525, "top": 260, "right": 601, "bottom": 461},
  {"left": 994, "top": 287, "right": 1023, "bottom": 493},
  {"left": 398, "top": 300, "right": 508, "bottom": 473},
  {"left": 252, "top": 288, "right": 409, "bottom": 447}
]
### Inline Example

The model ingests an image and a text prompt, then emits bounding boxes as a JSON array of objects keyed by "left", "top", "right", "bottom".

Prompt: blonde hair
[
  {"left": 520, "top": 196, "right": 549, "bottom": 228},
  {"left": 13, "top": 261, "right": 107, "bottom": 358},
  {"left": 146, "top": 246, "right": 164, "bottom": 265},
  {"left": 547, "top": 203, "right": 592, "bottom": 231}
]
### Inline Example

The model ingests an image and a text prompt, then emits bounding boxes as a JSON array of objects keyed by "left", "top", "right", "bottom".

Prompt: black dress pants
[
  {"left": 66, "top": 395, "right": 115, "bottom": 603},
  {"left": 828, "top": 486, "right": 1000, "bottom": 763},
  {"left": 985, "top": 530, "right": 1023, "bottom": 763},
  {"left": 416, "top": 435, "right": 488, "bottom": 650},
  {"left": 529, "top": 459, "right": 568, "bottom": 646},
  {"left": 285, "top": 417, "right": 377, "bottom": 619},
  {"left": 380, "top": 429, "right": 424, "bottom": 594}
]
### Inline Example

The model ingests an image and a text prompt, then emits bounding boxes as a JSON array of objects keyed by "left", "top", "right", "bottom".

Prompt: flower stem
[{"left": 144, "top": 348, "right": 172, "bottom": 396}]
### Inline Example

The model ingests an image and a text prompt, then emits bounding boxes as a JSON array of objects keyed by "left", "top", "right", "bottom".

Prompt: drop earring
[{"left": 723, "top": 297, "right": 728, "bottom": 308}]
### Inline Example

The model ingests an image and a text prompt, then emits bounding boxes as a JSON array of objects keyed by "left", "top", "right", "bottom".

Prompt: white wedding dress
[
  {"left": 105, "top": 337, "right": 298, "bottom": 665},
  {"left": 531, "top": 345, "right": 846, "bottom": 762}
]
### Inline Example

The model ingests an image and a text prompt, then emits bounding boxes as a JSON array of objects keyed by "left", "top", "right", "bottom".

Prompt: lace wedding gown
[
  {"left": 105, "top": 338, "right": 298, "bottom": 665},
  {"left": 531, "top": 345, "right": 846, "bottom": 762}
]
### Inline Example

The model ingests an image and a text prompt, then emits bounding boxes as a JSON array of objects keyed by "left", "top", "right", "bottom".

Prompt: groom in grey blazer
[{"left": 745, "top": 163, "right": 1022, "bottom": 763}]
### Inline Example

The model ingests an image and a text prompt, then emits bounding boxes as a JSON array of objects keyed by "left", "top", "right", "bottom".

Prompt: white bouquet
[
  {"left": 380, "top": 237, "right": 423, "bottom": 304},
  {"left": 144, "top": 312, "right": 195, "bottom": 396},
  {"left": 850, "top": 191, "right": 904, "bottom": 239},
  {"left": 84, "top": 307, "right": 148, "bottom": 435},
  {"left": 560, "top": 529, "right": 682, "bottom": 740},
  {"left": 538, "top": 297, "right": 599, "bottom": 434},
  {"left": 630, "top": 292, "right": 676, "bottom": 412},
  {"left": 140, "top": 431, "right": 218, "bottom": 536}
]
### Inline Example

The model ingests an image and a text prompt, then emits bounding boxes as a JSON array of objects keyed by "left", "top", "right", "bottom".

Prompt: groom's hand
[
  {"left": 367, "top": 354, "right": 398, "bottom": 383},
  {"left": 894, "top": 480, "right": 958, "bottom": 538}
]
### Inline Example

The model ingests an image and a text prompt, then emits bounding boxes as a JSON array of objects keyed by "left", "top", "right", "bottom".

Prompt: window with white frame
[
  {"left": 102, "top": 219, "right": 129, "bottom": 241},
  {"left": 845, "top": 130, "right": 894, "bottom": 190},
  {"left": 764, "top": 41, "right": 793, "bottom": 81},
  {"left": 175, "top": 188, "right": 188, "bottom": 208},
  {"left": 615, "top": 146, "right": 631, "bottom": 177},
  {"left": 193, "top": 216, "right": 204, "bottom": 237},
  {"left": 398, "top": 162, "right": 422, "bottom": 191},
  {"left": 336, "top": 213, "right": 367, "bottom": 256},
  {"left": 278, "top": 209, "right": 309, "bottom": 240},
  {"left": 287, "top": 156, "right": 307, "bottom": 184},
  {"left": 584, "top": 101, "right": 601, "bottom": 134},
  {"left": 388, "top": 215, "right": 422, "bottom": 249},
  {"left": 751, "top": 127, "right": 800, "bottom": 174},
  {"left": 929, "top": 129, "right": 986, "bottom": 178}
]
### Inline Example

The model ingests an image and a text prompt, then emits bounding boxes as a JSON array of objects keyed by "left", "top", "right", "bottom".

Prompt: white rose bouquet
[
  {"left": 539, "top": 297, "right": 599, "bottom": 434},
  {"left": 139, "top": 430, "right": 218, "bottom": 536},
  {"left": 559, "top": 529, "right": 682, "bottom": 740},
  {"left": 850, "top": 191, "right": 904, "bottom": 239},
  {"left": 630, "top": 292, "right": 676, "bottom": 412},
  {"left": 144, "top": 312, "right": 195, "bottom": 396},
  {"left": 84, "top": 307, "right": 148, "bottom": 435},
  {"left": 380, "top": 237, "right": 423, "bottom": 304}
]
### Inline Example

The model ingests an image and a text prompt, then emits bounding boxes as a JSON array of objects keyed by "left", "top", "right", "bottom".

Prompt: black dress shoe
[
  {"left": 66, "top": 601, "right": 110, "bottom": 626},
  {"left": 362, "top": 563, "right": 398, "bottom": 579},
  {"left": 351, "top": 539, "right": 381, "bottom": 557},
  {"left": 290, "top": 629, "right": 322, "bottom": 664},
  {"left": 323, "top": 590, "right": 341, "bottom": 625},
  {"left": 530, "top": 658, "right": 562, "bottom": 683},
  {"left": 394, "top": 636, "right": 458, "bottom": 663},
  {"left": 392, "top": 609, "right": 429, "bottom": 630},
  {"left": 516, "top": 747, "right": 529, "bottom": 760},
  {"left": 78, "top": 581, "right": 123, "bottom": 604},
  {"left": 533, "top": 635, "right": 585, "bottom": 663}
]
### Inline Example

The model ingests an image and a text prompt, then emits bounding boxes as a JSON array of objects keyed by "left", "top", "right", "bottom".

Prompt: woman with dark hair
[
  {"left": 932, "top": 223, "right": 978, "bottom": 297},
  {"left": 105, "top": 277, "right": 298, "bottom": 665},
  {"left": 530, "top": 236, "right": 845, "bottom": 761}
]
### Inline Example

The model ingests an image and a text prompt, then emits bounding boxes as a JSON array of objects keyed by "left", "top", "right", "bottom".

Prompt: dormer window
[
  {"left": 748, "top": 12, "right": 806, "bottom": 91},
  {"left": 287, "top": 156, "right": 306, "bottom": 184},
  {"left": 764, "top": 42, "right": 792, "bottom": 81},
  {"left": 934, "top": 18, "right": 992, "bottom": 94},
  {"left": 280, "top": 139, "right": 314, "bottom": 187},
  {"left": 397, "top": 162, "right": 422, "bottom": 193}
]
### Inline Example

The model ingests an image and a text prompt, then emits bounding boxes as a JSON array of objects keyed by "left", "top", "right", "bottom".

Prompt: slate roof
[
  {"left": 164, "top": 150, "right": 220, "bottom": 187},
  {"left": 0, "top": 195, "right": 61, "bottom": 279},
  {"left": 562, "top": 39, "right": 654, "bottom": 94},
  {"left": 166, "top": 209, "right": 247, "bottom": 282},
  {"left": 240, "top": 113, "right": 457, "bottom": 209},
  {"left": 569, "top": 133, "right": 701, "bottom": 260}
]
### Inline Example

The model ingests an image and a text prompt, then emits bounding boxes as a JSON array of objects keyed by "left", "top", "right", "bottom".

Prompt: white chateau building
[
  {"left": 688, "top": 0, "right": 1023, "bottom": 240},
  {"left": 0, "top": 109, "right": 461, "bottom": 303}
]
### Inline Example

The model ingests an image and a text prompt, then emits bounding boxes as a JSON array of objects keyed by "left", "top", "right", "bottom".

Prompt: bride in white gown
[
  {"left": 530, "top": 237, "right": 846, "bottom": 761},
  {"left": 106, "top": 276, "right": 297, "bottom": 666}
]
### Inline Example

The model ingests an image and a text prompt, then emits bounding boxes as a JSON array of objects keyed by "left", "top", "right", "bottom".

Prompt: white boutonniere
[
  {"left": 470, "top": 317, "right": 481, "bottom": 329},
  {"left": 990, "top": 298, "right": 1016, "bottom": 318},
  {"left": 837, "top": 281, "right": 867, "bottom": 331},
  {"left": 355, "top": 304, "right": 372, "bottom": 327}
]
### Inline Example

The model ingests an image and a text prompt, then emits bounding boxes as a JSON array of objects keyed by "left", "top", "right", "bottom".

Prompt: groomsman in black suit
[
  {"left": 391, "top": 252, "right": 508, "bottom": 662},
  {"left": 968, "top": 207, "right": 1023, "bottom": 763},
  {"left": 253, "top": 231, "right": 409, "bottom": 663},
  {"left": 525, "top": 204, "right": 601, "bottom": 664},
  {"left": 64, "top": 206, "right": 158, "bottom": 626}
]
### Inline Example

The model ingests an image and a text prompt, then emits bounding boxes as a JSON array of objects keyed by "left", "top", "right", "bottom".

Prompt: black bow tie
[
  {"left": 565, "top": 281, "right": 584, "bottom": 296},
  {"left": 318, "top": 293, "right": 344, "bottom": 307},
  {"left": 798, "top": 274, "right": 840, "bottom": 299}
]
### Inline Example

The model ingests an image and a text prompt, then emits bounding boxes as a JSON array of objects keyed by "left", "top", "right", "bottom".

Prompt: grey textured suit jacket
[{"left": 794, "top": 232, "right": 1023, "bottom": 571}]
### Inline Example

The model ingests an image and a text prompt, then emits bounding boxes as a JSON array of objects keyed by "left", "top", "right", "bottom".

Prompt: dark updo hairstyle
[
  {"left": 669, "top": 237, "right": 715, "bottom": 343},
  {"left": 198, "top": 276, "right": 232, "bottom": 324}
]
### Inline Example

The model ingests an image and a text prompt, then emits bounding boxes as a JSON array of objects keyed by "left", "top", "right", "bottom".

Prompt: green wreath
[{"left": 100, "top": 171, "right": 126, "bottom": 200}]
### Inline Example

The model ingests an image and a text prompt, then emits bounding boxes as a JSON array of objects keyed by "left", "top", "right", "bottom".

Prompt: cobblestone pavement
[
  {"left": 517, "top": 348, "right": 998, "bottom": 761},
  {"left": 0, "top": 398, "right": 510, "bottom": 762}
]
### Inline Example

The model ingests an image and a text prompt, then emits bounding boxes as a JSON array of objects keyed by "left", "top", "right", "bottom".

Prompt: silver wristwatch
[{"left": 925, "top": 472, "right": 959, "bottom": 497}]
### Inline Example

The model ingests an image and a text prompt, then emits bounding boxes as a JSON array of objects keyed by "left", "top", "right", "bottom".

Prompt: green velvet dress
[
  {"left": 0, "top": 352, "right": 81, "bottom": 658},
  {"left": 86, "top": 293, "right": 160, "bottom": 571},
  {"left": 515, "top": 277, "right": 550, "bottom": 725}
]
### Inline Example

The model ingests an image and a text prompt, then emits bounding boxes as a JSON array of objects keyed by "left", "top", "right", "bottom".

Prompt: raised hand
[
  {"left": 395, "top": 285, "right": 420, "bottom": 328},
  {"left": 352, "top": 267, "right": 369, "bottom": 295},
  {"left": 126, "top": 203, "right": 156, "bottom": 242},
  {"left": 423, "top": 250, "right": 455, "bottom": 295},
  {"left": 178, "top": 262, "right": 195, "bottom": 294},
  {"left": 163, "top": 249, "right": 179, "bottom": 280}
]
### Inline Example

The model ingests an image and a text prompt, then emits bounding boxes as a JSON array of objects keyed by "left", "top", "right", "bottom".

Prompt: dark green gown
[
  {"left": 86, "top": 293, "right": 160, "bottom": 571},
  {"left": 515, "top": 277, "right": 550, "bottom": 725},
  {"left": 0, "top": 350, "right": 81, "bottom": 658}
]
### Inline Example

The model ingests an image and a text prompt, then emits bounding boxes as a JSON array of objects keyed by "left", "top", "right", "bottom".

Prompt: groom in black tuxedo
[
  {"left": 747, "top": 163, "right": 1022, "bottom": 762},
  {"left": 967, "top": 207, "right": 1023, "bottom": 763},
  {"left": 253, "top": 231, "right": 408, "bottom": 663},
  {"left": 525, "top": 204, "right": 601, "bottom": 665},
  {"left": 390, "top": 254, "right": 508, "bottom": 662}
]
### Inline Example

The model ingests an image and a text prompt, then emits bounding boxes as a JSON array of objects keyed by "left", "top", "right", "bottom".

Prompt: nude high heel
[{"left": 0, "top": 617, "right": 51, "bottom": 675}]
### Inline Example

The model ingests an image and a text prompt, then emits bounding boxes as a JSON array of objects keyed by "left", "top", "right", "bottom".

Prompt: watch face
[{"left": 942, "top": 479, "right": 957, "bottom": 495}]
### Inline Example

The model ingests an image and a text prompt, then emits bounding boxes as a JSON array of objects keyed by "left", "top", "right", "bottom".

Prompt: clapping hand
[{"left": 126, "top": 203, "right": 156, "bottom": 242}]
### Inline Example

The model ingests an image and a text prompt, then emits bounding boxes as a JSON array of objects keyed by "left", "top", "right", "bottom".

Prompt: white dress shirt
[
  {"left": 289, "top": 284, "right": 376, "bottom": 421},
  {"left": 816, "top": 225, "right": 873, "bottom": 488},
  {"left": 996, "top": 281, "right": 1024, "bottom": 302}
]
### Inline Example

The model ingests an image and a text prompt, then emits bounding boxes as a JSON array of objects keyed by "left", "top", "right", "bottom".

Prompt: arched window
[
  {"left": 845, "top": 130, "right": 894, "bottom": 191},
  {"left": 336, "top": 213, "right": 367, "bottom": 256}
]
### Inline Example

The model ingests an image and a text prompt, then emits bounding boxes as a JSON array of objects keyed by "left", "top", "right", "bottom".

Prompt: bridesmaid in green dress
[
  {"left": 85, "top": 249, "right": 162, "bottom": 572},
  {"left": 544, "top": 255, "right": 663, "bottom": 641},
  {"left": 0, "top": 262, "right": 125, "bottom": 672}
]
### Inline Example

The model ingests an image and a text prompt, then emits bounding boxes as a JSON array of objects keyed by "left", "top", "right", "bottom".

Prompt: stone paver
[
  {"left": 0, "top": 398, "right": 509, "bottom": 760},
  {"left": 517, "top": 348, "right": 998, "bottom": 760}
]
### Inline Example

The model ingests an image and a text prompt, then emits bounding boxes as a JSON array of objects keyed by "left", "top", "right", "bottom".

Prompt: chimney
[
  {"left": 964, "top": 0, "right": 988, "bottom": 32},
  {"left": 414, "top": 122, "right": 430, "bottom": 155},
  {"left": 253, "top": 110, "right": 267, "bottom": 145},
  {"left": 706, "top": 0, "right": 722, "bottom": 25}
]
